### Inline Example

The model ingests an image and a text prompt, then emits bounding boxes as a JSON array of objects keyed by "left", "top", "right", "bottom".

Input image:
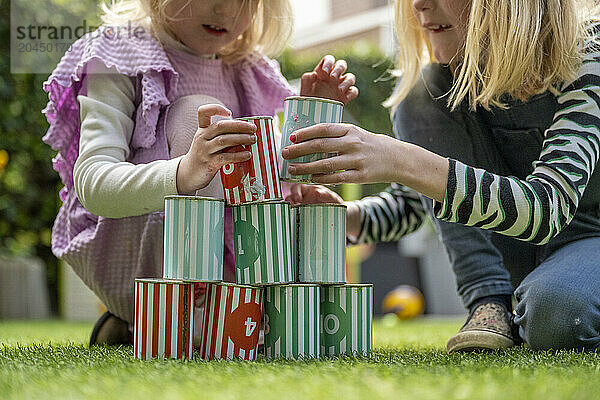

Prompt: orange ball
[{"left": 382, "top": 285, "right": 425, "bottom": 320}]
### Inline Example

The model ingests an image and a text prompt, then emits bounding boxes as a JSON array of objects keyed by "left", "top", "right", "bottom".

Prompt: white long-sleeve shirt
[{"left": 74, "top": 60, "right": 181, "bottom": 218}]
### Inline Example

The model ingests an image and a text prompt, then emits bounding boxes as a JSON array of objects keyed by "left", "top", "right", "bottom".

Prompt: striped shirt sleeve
[
  {"left": 350, "top": 183, "right": 427, "bottom": 245},
  {"left": 433, "top": 45, "right": 600, "bottom": 245}
]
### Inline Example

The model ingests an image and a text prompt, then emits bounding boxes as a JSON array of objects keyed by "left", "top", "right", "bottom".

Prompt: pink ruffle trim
[{"left": 41, "top": 28, "right": 178, "bottom": 194}]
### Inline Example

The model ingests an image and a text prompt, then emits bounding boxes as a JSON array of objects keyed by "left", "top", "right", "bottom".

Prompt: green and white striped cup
[
  {"left": 264, "top": 284, "right": 320, "bottom": 360},
  {"left": 295, "top": 204, "right": 347, "bottom": 284},
  {"left": 163, "top": 196, "right": 224, "bottom": 282},
  {"left": 290, "top": 205, "right": 298, "bottom": 277},
  {"left": 280, "top": 96, "right": 344, "bottom": 183},
  {"left": 320, "top": 284, "right": 373, "bottom": 357},
  {"left": 232, "top": 201, "right": 294, "bottom": 285}
]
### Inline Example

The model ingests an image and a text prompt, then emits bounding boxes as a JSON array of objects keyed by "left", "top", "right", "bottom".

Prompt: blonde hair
[
  {"left": 101, "top": 0, "right": 293, "bottom": 63},
  {"left": 385, "top": 0, "right": 600, "bottom": 110}
]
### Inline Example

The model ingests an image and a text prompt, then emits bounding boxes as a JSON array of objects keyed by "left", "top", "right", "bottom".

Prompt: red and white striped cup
[
  {"left": 197, "top": 282, "right": 263, "bottom": 361},
  {"left": 220, "top": 116, "right": 282, "bottom": 205},
  {"left": 134, "top": 278, "right": 194, "bottom": 360}
]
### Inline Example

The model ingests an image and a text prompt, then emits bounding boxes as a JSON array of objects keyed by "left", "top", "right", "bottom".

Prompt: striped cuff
[
  {"left": 434, "top": 158, "right": 458, "bottom": 220},
  {"left": 346, "top": 201, "right": 367, "bottom": 245}
]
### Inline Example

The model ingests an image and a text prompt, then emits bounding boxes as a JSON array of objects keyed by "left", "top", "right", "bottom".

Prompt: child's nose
[
  {"left": 412, "top": 0, "right": 433, "bottom": 12},
  {"left": 213, "top": 0, "right": 243, "bottom": 17}
]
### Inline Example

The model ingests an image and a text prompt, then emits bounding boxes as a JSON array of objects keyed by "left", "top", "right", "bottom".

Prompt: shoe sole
[{"left": 447, "top": 330, "right": 514, "bottom": 354}]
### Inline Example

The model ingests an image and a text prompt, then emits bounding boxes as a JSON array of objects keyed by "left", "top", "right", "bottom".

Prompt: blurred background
[{"left": 0, "top": 0, "right": 465, "bottom": 322}]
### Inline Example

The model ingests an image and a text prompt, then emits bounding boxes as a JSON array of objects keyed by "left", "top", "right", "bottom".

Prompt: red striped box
[
  {"left": 197, "top": 282, "right": 263, "bottom": 361},
  {"left": 220, "top": 116, "right": 282, "bottom": 205},
  {"left": 134, "top": 279, "right": 194, "bottom": 360}
]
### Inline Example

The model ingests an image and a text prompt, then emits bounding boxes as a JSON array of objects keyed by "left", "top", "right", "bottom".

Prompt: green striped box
[
  {"left": 295, "top": 204, "right": 347, "bottom": 284},
  {"left": 290, "top": 206, "right": 298, "bottom": 278},
  {"left": 280, "top": 96, "right": 344, "bottom": 183},
  {"left": 320, "top": 284, "right": 373, "bottom": 357},
  {"left": 163, "top": 196, "right": 224, "bottom": 282},
  {"left": 232, "top": 201, "right": 294, "bottom": 285},
  {"left": 264, "top": 284, "right": 320, "bottom": 360}
]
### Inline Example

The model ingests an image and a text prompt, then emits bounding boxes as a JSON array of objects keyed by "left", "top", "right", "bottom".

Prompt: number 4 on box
[{"left": 245, "top": 317, "right": 257, "bottom": 337}]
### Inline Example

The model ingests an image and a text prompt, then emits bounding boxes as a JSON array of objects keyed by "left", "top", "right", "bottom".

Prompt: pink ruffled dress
[{"left": 42, "top": 27, "right": 294, "bottom": 323}]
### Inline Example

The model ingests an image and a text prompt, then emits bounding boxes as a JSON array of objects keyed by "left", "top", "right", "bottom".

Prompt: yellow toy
[{"left": 382, "top": 285, "right": 425, "bottom": 320}]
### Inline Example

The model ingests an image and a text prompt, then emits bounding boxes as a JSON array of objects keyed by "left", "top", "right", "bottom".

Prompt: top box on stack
[{"left": 220, "top": 116, "right": 282, "bottom": 206}]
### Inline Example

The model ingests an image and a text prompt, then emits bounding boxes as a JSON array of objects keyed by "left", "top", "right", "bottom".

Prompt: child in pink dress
[{"left": 43, "top": 0, "right": 357, "bottom": 345}]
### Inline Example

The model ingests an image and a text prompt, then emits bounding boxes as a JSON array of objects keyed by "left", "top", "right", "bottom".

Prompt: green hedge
[
  {"left": 0, "top": 0, "right": 100, "bottom": 314},
  {"left": 0, "top": 8, "right": 58, "bottom": 313},
  {"left": 278, "top": 43, "right": 396, "bottom": 137}
]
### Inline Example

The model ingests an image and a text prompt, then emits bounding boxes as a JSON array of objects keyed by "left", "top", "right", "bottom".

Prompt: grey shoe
[
  {"left": 89, "top": 311, "right": 133, "bottom": 347},
  {"left": 447, "top": 303, "right": 515, "bottom": 353}
]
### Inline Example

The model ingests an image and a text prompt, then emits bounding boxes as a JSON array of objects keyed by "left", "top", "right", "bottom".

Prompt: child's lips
[
  {"left": 424, "top": 23, "right": 453, "bottom": 33},
  {"left": 202, "top": 24, "right": 228, "bottom": 36}
]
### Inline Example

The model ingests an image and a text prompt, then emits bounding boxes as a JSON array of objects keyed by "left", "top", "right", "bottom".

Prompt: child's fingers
[
  {"left": 217, "top": 149, "right": 252, "bottom": 166},
  {"left": 316, "top": 55, "right": 335, "bottom": 79},
  {"left": 202, "top": 120, "right": 256, "bottom": 140},
  {"left": 342, "top": 86, "right": 359, "bottom": 104},
  {"left": 209, "top": 133, "right": 257, "bottom": 153},
  {"left": 282, "top": 136, "right": 343, "bottom": 160},
  {"left": 287, "top": 154, "right": 354, "bottom": 176},
  {"left": 300, "top": 72, "right": 318, "bottom": 96},
  {"left": 330, "top": 59, "right": 348, "bottom": 79},
  {"left": 311, "top": 170, "right": 358, "bottom": 185},
  {"left": 197, "top": 104, "right": 232, "bottom": 128},
  {"left": 285, "top": 183, "right": 304, "bottom": 204},
  {"left": 313, "top": 186, "right": 344, "bottom": 204},
  {"left": 300, "top": 184, "right": 331, "bottom": 204},
  {"left": 338, "top": 73, "right": 356, "bottom": 93},
  {"left": 291, "top": 123, "right": 349, "bottom": 144}
]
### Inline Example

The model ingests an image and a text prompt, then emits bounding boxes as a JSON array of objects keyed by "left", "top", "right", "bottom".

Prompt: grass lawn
[{"left": 1, "top": 317, "right": 599, "bottom": 400}]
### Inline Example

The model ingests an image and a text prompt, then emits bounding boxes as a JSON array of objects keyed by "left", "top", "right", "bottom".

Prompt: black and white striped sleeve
[
  {"left": 433, "top": 46, "right": 600, "bottom": 244},
  {"left": 350, "top": 183, "right": 427, "bottom": 244}
]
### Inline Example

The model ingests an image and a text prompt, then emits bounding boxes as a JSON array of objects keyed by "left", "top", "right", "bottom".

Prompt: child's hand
[
  {"left": 281, "top": 122, "right": 400, "bottom": 185},
  {"left": 284, "top": 182, "right": 343, "bottom": 205},
  {"left": 176, "top": 104, "right": 257, "bottom": 195},
  {"left": 283, "top": 182, "right": 362, "bottom": 239},
  {"left": 300, "top": 55, "right": 358, "bottom": 105}
]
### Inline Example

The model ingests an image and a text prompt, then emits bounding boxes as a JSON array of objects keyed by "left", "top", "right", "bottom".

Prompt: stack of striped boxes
[
  {"left": 133, "top": 96, "right": 372, "bottom": 361},
  {"left": 272, "top": 96, "right": 373, "bottom": 359}
]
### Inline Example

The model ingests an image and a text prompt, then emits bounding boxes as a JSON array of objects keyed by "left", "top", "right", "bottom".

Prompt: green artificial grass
[{"left": 1, "top": 317, "right": 599, "bottom": 400}]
